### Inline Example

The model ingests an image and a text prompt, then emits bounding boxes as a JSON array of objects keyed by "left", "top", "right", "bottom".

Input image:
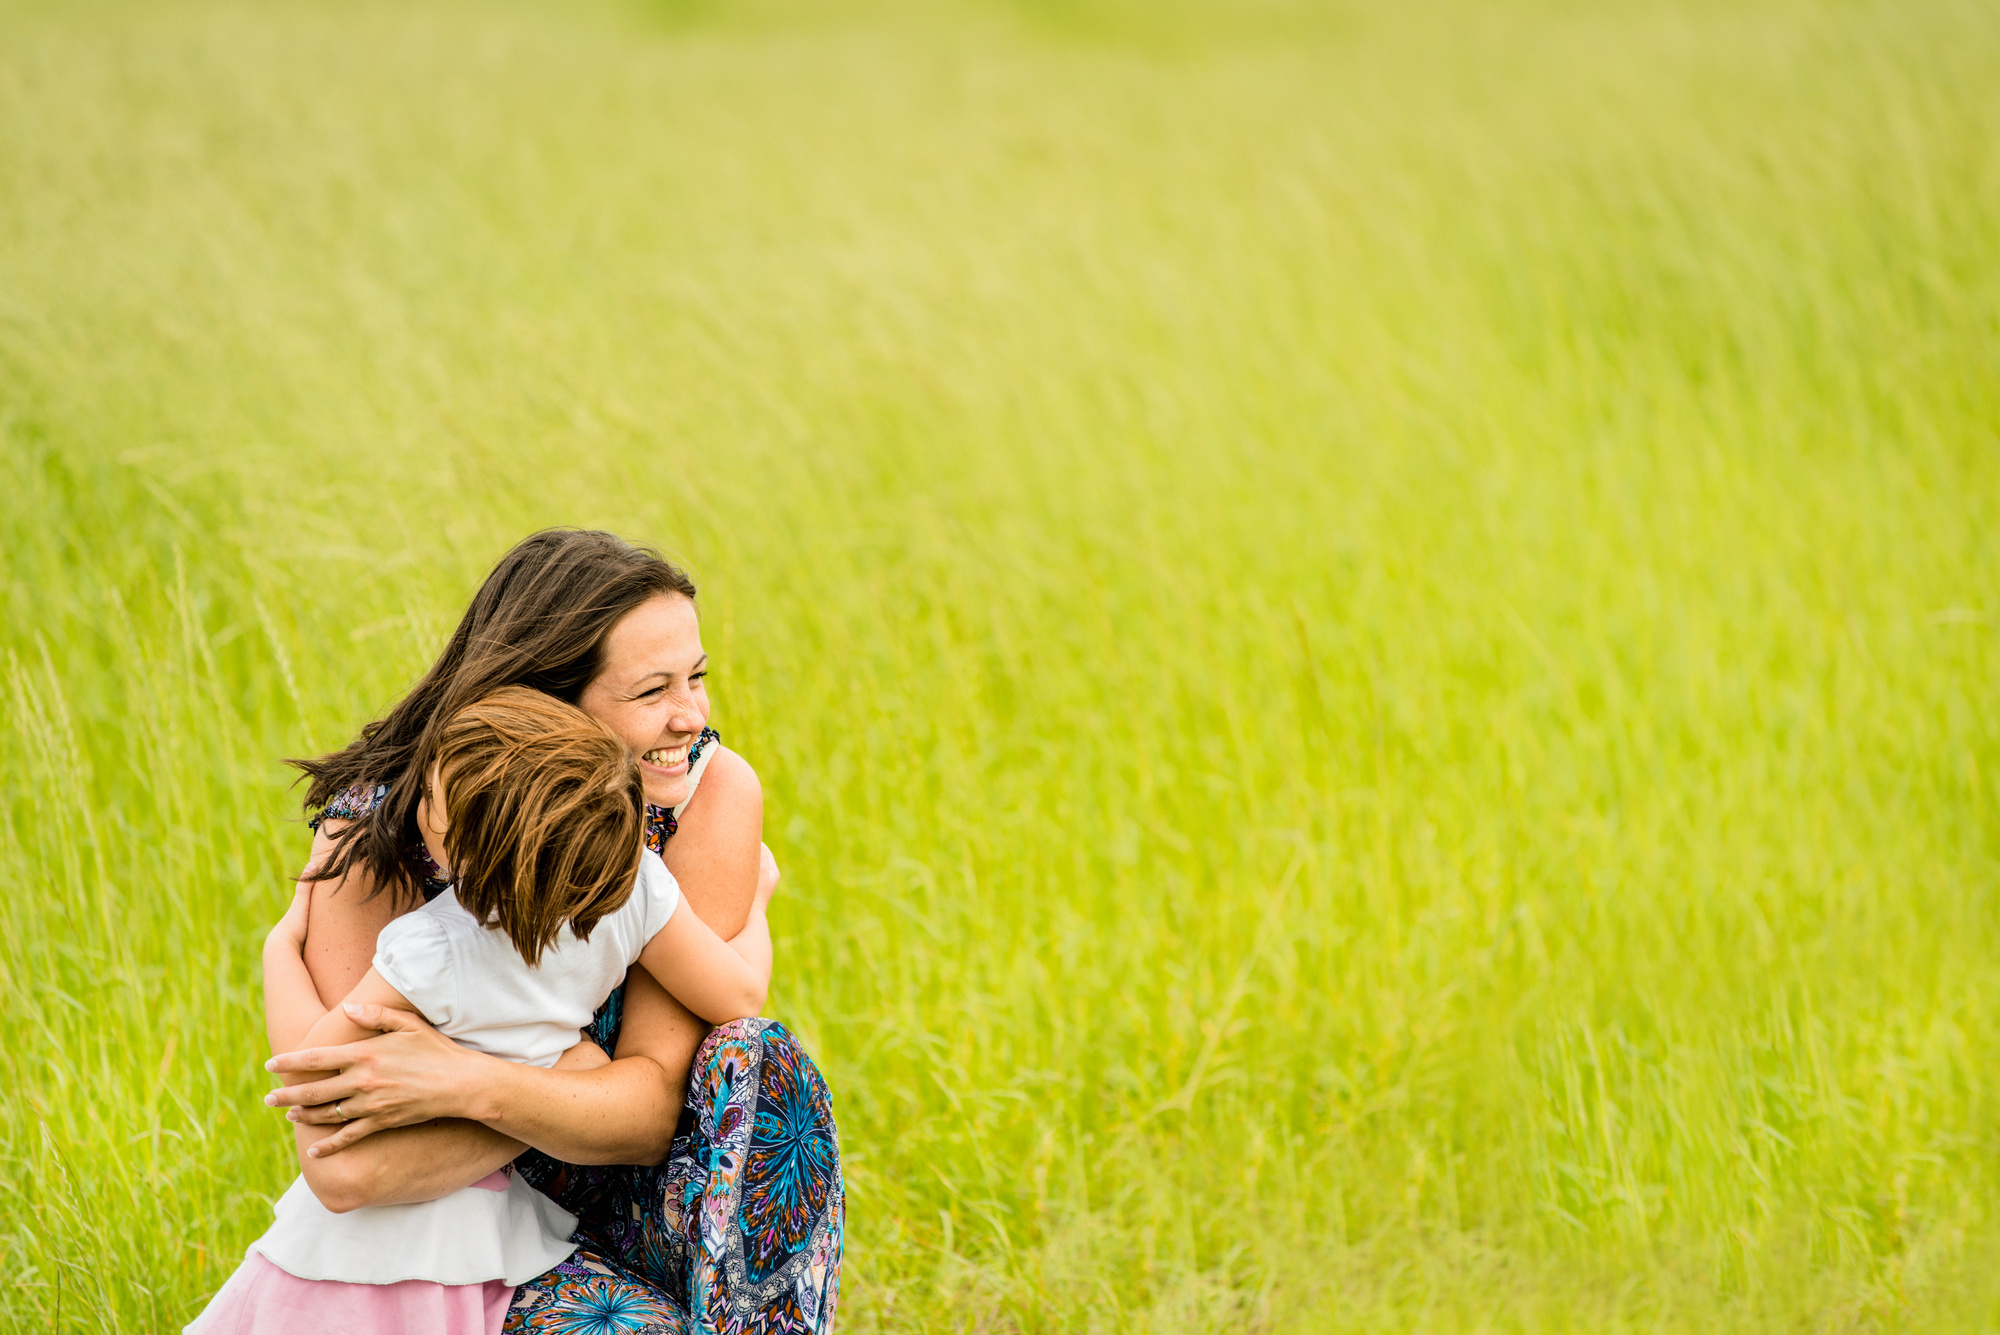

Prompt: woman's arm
[
  {"left": 280, "top": 971, "right": 500, "bottom": 1212},
  {"left": 663, "top": 746, "right": 763, "bottom": 938},
  {"left": 283, "top": 972, "right": 648, "bottom": 1209},
  {"left": 276, "top": 1023, "right": 626, "bottom": 1211},
  {"left": 261, "top": 828, "right": 518, "bottom": 1210},
  {"left": 276, "top": 1002, "right": 682, "bottom": 1168},
  {"left": 265, "top": 826, "right": 685, "bottom": 1190}
]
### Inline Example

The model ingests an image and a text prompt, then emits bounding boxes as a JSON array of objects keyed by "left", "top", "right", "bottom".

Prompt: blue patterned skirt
[{"left": 508, "top": 1016, "right": 844, "bottom": 1335}]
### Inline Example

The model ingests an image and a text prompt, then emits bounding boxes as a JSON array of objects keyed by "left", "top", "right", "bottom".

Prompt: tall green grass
[{"left": 2, "top": 0, "right": 1996, "bottom": 1328}]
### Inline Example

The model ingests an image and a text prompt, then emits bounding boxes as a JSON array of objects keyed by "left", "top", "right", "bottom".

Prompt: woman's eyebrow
[{"left": 632, "top": 655, "right": 707, "bottom": 688}]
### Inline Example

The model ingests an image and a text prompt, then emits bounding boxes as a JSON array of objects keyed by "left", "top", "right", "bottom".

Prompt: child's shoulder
[
  {"left": 376, "top": 889, "right": 492, "bottom": 980},
  {"left": 630, "top": 847, "right": 682, "bottom": 936},
  {"left": 637, "top": 846, "right": 677, "bottom": 902},
  {"left": 571, "top": 848, "right": 680, "bottom": 958}
]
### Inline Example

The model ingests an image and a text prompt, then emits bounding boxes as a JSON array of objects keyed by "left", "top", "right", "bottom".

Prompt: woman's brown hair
[
  {"left": 433, "top": 688, "right": 644, "bottom": 965},
  {"left": 294, "top": 528, "right": 696, "bottom": 903}
]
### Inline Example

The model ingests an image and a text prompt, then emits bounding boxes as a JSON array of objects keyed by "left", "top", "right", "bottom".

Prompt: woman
[{"left": 259, "top": 529, "right": 842, "bottom": 1334}]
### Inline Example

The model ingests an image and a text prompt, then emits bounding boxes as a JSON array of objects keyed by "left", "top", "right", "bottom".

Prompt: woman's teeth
[{"left": 644, "top": 748, "right": 688, "bottom": 768}]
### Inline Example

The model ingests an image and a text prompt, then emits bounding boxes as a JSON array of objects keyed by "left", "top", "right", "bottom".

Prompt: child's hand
[{"left": 754, "top": 842, "right": 780, "bottom": 913}]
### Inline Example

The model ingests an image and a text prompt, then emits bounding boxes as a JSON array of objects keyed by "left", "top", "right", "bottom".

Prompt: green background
[{"left": 2, "top": 0, "right": 1996, "bottom": 1328}]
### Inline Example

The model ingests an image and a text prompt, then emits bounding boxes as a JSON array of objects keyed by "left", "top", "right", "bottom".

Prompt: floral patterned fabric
[
  {"left": 309, "top": 782, "right": 453, "bottom": 900},
  {"left": 645, "top": 726, "right": 719, "bottom": 850},
  {"left": 308, "top": 725, "right": 844, "bottom": 1334},
  {"left": 508, "top": 1019, "right": 843, "bottom": 1335}
]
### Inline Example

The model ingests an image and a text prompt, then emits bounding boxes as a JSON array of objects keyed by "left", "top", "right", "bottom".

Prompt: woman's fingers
[
  {"left": 305, "top": 1116, "right": 387, "bottom": 1157},
  {"left": 262, "top": 1005, "right": 470, "bottom": 1125},
  {"left": 284, "top": 1094, "right": 424, "bottom": 1130},
  {"left": 264, "top": 1006, "right": 436, "bottom": 1082},
  {"left": 285, "top": 1101, "right": 352, "bottom": 1126},
  {"left": 338, "top": 1001, "right": 431, "bottom": 1035},
  {"left": 265, "top": 1042, "right": 368, "bottom": 1077},
  {"left": 264, "top": 1074, "right": 359, "bottom": 1109}
]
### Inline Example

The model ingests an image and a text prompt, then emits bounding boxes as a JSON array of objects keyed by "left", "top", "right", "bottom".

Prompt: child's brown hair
[{"left": 431, "top": 686, "right": 644, "bottom": 966}]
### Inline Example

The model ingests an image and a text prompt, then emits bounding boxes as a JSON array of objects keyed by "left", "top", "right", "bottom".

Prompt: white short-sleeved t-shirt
[{"left": 373, "top": 847, "right": 681, "bottom": 1070}]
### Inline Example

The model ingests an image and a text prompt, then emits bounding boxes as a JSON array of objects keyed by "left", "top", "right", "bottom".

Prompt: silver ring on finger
[{"left": 335, "top": 1100, "right": 350, "bottom": 1121}]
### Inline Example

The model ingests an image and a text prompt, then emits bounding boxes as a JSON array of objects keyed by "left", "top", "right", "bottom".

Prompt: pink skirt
[{"left": 186, "top": 1253, "right": 512, "bottom": 1335}]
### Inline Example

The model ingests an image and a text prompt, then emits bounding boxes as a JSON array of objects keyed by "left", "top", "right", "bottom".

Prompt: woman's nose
[{"left": 665, "top": 697, "right": 702, "bottom": 735}]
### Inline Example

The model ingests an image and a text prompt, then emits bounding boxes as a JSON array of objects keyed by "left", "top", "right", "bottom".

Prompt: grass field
[{"left": 2, "top": 0, "right": 1997, "bottom": 1328}]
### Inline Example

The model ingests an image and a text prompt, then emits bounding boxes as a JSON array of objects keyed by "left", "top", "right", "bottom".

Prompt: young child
[{"left": 189, "top": 686, "right": 773, "bottom": 1334}]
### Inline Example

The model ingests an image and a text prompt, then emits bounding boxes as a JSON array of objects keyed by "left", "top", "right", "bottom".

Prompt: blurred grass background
[{"left": 2, "top": 0, "right": 1997, "bottom": 1328}]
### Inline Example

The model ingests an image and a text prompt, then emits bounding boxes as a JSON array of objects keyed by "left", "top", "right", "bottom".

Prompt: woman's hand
[
  {"left": 270, "top": 1007, "right": 616, "bottom": 1156},
  {"left": 265, "top": 1003, "right": 499, "bottom": 1155}
]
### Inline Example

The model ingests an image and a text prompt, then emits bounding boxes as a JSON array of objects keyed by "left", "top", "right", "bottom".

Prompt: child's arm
[
  {"left": 264, "top": 880, "right": 333, "bottom": 1056},
  {"left": 636, "top": 889, "right": 772, "bottom": 1026},
  {"left": 266, "top": 820, "right": 402, "bottom": 1057}
]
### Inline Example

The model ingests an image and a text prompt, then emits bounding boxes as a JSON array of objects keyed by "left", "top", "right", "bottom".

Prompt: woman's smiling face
[{"left": 578, "top": 592, "right": 711, "bottom": 809}]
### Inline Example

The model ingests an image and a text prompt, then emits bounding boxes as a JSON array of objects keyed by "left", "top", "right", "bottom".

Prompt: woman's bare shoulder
[
  {"left": 690, "top": 744, "right": 761, "bottom": 818},
  {"left": 664, "top": 745, "right": 763, "bottom": 932}
]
